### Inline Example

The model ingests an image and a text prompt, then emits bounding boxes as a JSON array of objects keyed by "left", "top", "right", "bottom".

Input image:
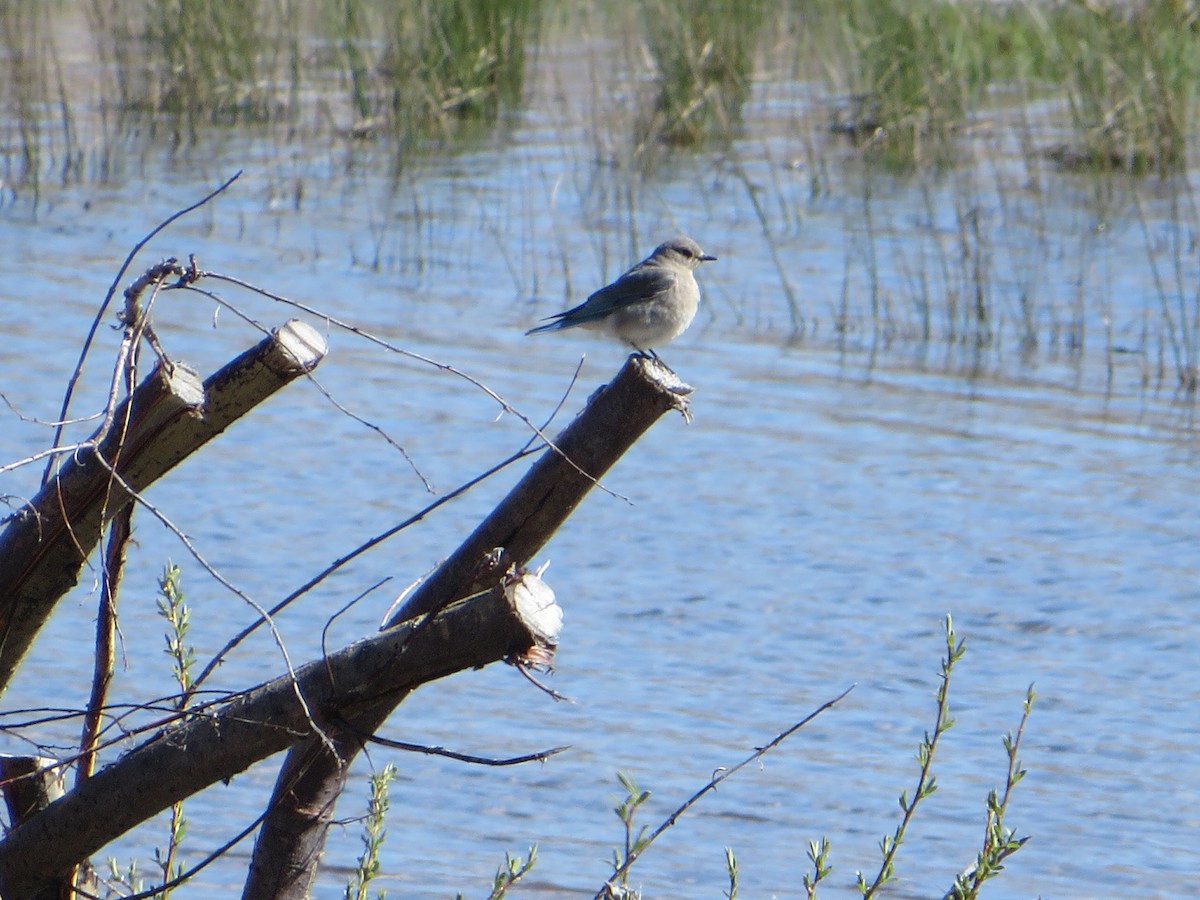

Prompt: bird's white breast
[{"left": 605, "top": 271, "right": 700, "bottom": 348}]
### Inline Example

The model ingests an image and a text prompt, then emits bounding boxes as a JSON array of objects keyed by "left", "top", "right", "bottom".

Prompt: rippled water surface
[{"left": 3, "top": 16, "right": 1200, "bottom": 900}]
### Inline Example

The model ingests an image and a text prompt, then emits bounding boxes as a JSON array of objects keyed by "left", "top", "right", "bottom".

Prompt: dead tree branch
[
  {"left": 0, "top": 571, "right": 559, "bottom": 899},
  {"left": 241, "top": 355, "right": 692, "bottom": 900},
  {"left": 0, "top": 319, "right": 327, "bottom": 695}
]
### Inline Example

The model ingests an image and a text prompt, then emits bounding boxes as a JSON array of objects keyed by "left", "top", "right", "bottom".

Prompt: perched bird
[{"left": 526, "top": 236, "right": 716, "bottom": 357}]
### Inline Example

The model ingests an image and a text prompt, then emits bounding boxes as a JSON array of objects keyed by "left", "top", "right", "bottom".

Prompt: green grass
[
  {"left": 1044, "top": 0, "right": 1200, "bottom": 174},
  {"left": 816, "top": 0, "right": 1200, "bottom": 173},
  {"left": 825, "top": 0, "right": 1004, "bottom": 169},
  {"left": 326, "top": 0, "right": 541, "bottom": 146},
  {"left": 143, "top": 0, "right": 276, "bottom": 125},
  {"left": 7, "top": 0, "right": 1198, "bottom": 168},
  {"left": 637, "top": 0, "right": 770, "bottom": 149}
]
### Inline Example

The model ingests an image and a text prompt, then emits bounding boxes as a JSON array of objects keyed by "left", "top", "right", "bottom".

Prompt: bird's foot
[{"left": 631, "top": 354, "right": 693, "bottom": 423}]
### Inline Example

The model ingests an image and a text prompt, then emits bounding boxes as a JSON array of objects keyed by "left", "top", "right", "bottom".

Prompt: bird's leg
[{"left": 642, "top": 348, "right": 674, "bottom": 373}]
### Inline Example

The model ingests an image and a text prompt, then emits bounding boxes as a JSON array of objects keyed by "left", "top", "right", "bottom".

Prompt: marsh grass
[
  {"left": 389, "top": 0, "right": 540, "bottom": 135},
  {"left": 9, "top": 1, "right": 1200, "bottom": 175},
  {"left": 4, "top": 0, "right": 1200, "bottom": 385},
  {"left": 636, "top": 0, "right": 769, "bottom": 151},
  {"left": 330, "top": 0, "right": 540, "bottom": 146},
  {"left": 81, "top": 0, "right": 306, "bottom": 144},
  {"left": 822, "top": 0, "right": 1200, "bottom": 174},
  {"left": 142, "top": 0, "right": 283, "bottom": 127},
  {"left": 1040, "top": 0, "right": 1200, "bottom": 174},
  {"left": 80, "top": 0, "right": 541, "bottom": 147},
  {"left": 0, "top": 0, "right": 79, "bottom": 198},
  {"left": 825, "top": 0, "right": 1003, "bottom": 170}
]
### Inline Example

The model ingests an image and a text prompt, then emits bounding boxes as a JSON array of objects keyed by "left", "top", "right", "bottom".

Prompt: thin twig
[
  {"left": 514, "top": 660, "right": 573, "bottom": 703},
  {"left": 72, "top": 800, "right": 271, "bottom": 900},
  {"left": 0, "top": 441, "right": 95, "bottom": 477},
  {"left": 320, "top": 578, "right": 393, "bottom": 684},
  {"left": 597, "top": 685, "right": 855, "bottom": 898},
  {"left": 0, "top": 391, "right": 102, "bottom": 427},
  {"left": 303, "top": 370, "right": 434, "bottom": 492},
  {"left": 519, "top": 355, "right": 586, "bottom": 453},
  {"left": 360, "top": 733, "right": 570, "bottom": 767},
  {"left": 77, "top": 508, "right": 131, "bottom": 786},
  {"left": 160, "top": 281, "right": 438, "bottom": 492}
]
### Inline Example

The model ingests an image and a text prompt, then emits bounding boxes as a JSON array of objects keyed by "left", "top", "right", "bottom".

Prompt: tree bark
[
  {"left": 242, "top": 355, "right": 691, "bottom": 899},
  {"left": 0, "top": 320, "right": 327, "bottom": 695},
  {"left": 0, "top": 572, "right": 558, "bottom": 900},
  {"left": 0, "top": 755, "right": 74, "bottom": 900}
]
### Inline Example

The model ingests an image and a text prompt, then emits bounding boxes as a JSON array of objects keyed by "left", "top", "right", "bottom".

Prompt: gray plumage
[{"left": 526, "top": 236, "right": 716, "bottom": 355}]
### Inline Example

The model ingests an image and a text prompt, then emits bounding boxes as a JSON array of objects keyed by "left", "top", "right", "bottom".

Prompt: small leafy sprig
[
  {"left": 156, "top": 562, "right": 196, "bottom": 699},
  {"left": 602, "top": 771, "right": 652, "bottom": 898},
  {"left": 485, "top": 844, "right": 538, "bottom": 899},
  {"left": 944, "top": 684, "right": 1035, "bottom": 899},
  {"left": 724, "top": 846, "right": 739, "bottom": 899},
  {"left": 154, "top": 562, "right": 195, "bottom": 897},
  {"left": 345, "top": 762, "right": 397, "bottom": 900},
  {"left": 857, "top": 613, "right": 965, "bottom": 897},
  {"left": 803, "top": 837, "right": 832, "bottom": 898}
]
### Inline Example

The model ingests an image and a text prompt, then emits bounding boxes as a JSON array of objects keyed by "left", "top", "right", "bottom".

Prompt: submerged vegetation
[{"left": 3, "top": 0, "right": 1200, "bottom": 386}]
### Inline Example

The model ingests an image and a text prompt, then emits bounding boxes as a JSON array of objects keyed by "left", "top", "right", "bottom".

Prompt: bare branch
[
  {"left": 243, "top": 356, "right": 686, "bottom": 900},
  {"left": 359, "top": 734, "right": 570, "bottom": 767},
  {"left": 76, "top": 509, "right": 131, "bottom": 785},
  {"left": 598, "top": 685, "right": 855, "bottom": 898}
]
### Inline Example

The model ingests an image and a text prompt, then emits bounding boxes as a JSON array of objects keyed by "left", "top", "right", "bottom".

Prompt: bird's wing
[{"left": 571, "top": 266, "right": 677, "bottom": 321}]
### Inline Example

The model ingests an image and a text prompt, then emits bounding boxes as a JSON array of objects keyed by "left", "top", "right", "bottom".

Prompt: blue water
[{"left": 3, "top": 29, "right": 1200, "bottom": 900}]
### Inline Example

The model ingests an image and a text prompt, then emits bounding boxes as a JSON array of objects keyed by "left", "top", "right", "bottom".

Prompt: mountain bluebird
[{"left": 526, "top": 236, "right": 717, "bottom": 357}]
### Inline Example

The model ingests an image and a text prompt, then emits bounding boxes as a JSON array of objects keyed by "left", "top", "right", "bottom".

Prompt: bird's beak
[{"left": 701, "top": 253, "right": 718, "bottom": 262}]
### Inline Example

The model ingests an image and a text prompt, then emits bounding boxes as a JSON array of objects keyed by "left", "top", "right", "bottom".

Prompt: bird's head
[{"left": 654, "top": 236, "right": 717, "bottom": 269}]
